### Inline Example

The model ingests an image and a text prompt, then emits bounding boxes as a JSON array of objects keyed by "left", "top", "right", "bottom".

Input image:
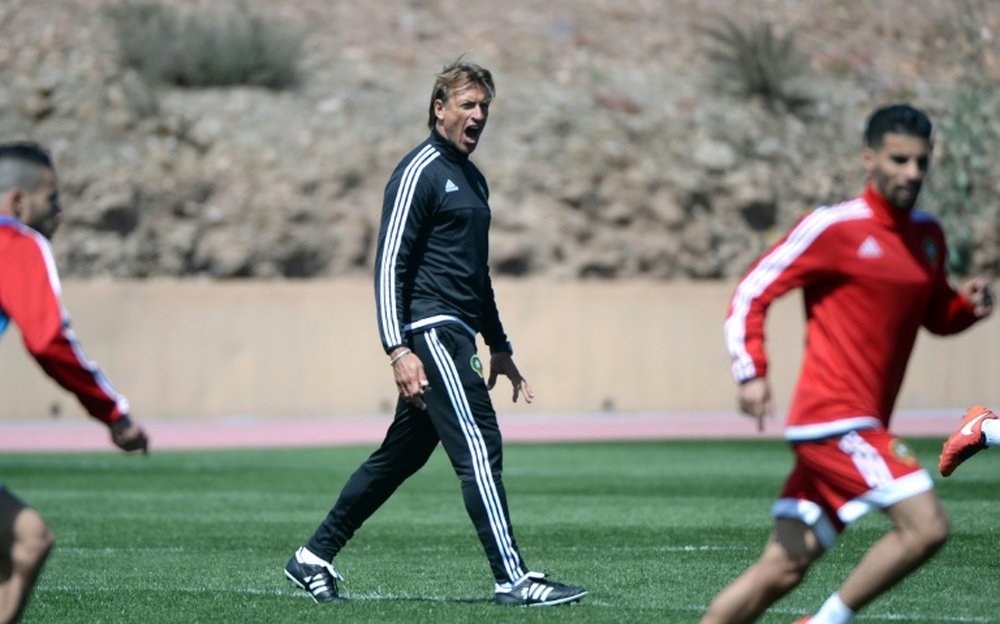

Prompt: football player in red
[
  {"left": 702, "top": 105, "right": 993, "bottom": 624},
  {"left": 0, "top": 142, "right": 148, "bottom": 623}
]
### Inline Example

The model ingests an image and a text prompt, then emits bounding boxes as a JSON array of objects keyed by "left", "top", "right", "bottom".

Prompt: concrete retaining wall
[{"left": 1, "top": 279, "right": 996, "bottom": 422}]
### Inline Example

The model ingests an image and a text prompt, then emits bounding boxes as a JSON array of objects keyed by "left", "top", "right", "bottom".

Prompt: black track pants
[{"left": 307, "top": 324, "right": 528, "bottom": 583}]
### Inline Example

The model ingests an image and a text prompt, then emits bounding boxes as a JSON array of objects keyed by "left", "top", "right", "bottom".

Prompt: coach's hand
[
  {"left": 390, "top": 347, "right": 430, "bottom": 410},
  {"left": 488, "top": 352, "right": 534, "bottom": 404},
  {"left": 738, "top": 377, "right": 772, "bottom": 432},
  {"left": 110, "top": 415, "right": 149, "bottom": 454}
]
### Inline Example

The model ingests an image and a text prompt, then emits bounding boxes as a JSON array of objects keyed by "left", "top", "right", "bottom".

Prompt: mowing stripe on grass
[
  {"left": 11, "top": 442, "right": 997, "bottom": 623},
  {"left": 35, "top": 585, "right": 997, "bottom": 622}
]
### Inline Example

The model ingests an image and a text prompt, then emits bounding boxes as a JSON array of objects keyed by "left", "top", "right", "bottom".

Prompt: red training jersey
[
  {"left": 724, "top": 184, "right": 979, "bottom": 441},
  {"left": 0, "top": 216, "right": 129, "bottom": 424}
]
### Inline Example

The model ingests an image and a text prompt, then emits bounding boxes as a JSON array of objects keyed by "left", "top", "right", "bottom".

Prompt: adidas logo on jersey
[
  {"left": 445, "top": 179, "right": 459, "bottom": 193},
  {"left": 857, "top": 236, "right": 883, "bottom": 259}
]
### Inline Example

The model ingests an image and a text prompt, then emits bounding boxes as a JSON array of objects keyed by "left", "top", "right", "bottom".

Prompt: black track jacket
[{"left": 375, "top": 128, "right": 511, "bottom": 355}]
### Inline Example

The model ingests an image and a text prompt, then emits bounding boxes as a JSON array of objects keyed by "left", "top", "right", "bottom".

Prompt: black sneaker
[
  {"left": 284, "top": 547, "right": 347, "bottom": 603},
  {"left": 494, "top": 571, "right": 587, "bottom": 606}
]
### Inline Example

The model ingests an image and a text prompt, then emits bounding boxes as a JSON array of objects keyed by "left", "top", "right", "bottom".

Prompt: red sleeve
[
  {"left": 0, "top": 231, "right": 129, "bottom": 424},
  {"left": 921, "top": 226, "right": 980, "bottom": 335},
  {"left": 724, "top": 209, "right": 842, "bottom": 382}
]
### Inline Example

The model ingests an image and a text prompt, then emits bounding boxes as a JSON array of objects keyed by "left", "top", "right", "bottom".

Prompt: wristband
[{"left": 390, "top": 348, "right": 411, "bottom": 366}]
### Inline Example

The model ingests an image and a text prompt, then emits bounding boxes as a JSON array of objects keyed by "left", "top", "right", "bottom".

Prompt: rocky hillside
[{"left": 2, "top": 0, "right": 998, "bottom": 279}]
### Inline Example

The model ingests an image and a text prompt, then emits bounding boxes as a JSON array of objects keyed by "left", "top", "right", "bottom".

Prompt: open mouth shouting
[{"left": 463, "top": 124, "right": 482, "bottom": 147}]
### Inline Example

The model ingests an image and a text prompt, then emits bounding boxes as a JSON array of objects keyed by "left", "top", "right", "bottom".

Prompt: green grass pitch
[{"left": 2, "top": 438, "right": 997, "bottom": 623}]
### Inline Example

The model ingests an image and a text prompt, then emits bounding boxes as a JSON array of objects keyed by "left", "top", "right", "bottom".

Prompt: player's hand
[
  {"left": 390, "top": 347, "right": 430, "bottom": 410},
  {"left": 961, "top": 277, "right": 994, "bottom": 319},
  {"left": 110, "top": 416, "right": 149, "bottom": 454},
  {"left": 737, "top": 377, "right": 773, "bottom": 432},
  {"left": 487, "top": 352, "right": 534, "bottom": 404}
]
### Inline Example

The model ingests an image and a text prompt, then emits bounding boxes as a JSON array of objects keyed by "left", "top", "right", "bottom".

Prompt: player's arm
[
  {"left": 725, "top": 240, "right": 814, "bottom": 385},
  {"left": 375, "top": 166, "right": 432, "bottom": 408},
  {"left": 1, "top": 237, "right": 148, "bottom": 452},
  {"left": 726, "top": 267, "right": 778, "bottom": 427},
  {"left": 32, "top": 333, "right": 147, "bottom": 453},
  {"left": 923, "top": 228, "right": 993, "bottom": 333},
  {"left": 724, "top": 211, "right": 835, "bottom": 426},
  {"left": 922, "top": 276, "right": 991, "bottom": 335}
]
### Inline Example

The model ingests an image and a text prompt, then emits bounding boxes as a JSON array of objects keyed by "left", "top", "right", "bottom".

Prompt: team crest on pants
[
  {"left": 470, "top": 354, "right": 484, "bottom": 377},
  {"left": 890, "top": 437, "right": 918, "bottom": 465}
]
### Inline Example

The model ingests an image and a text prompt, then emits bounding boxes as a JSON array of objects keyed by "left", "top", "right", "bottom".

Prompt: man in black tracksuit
[{"left": 284, "top": 60, "right": 587, "bottom": 607}]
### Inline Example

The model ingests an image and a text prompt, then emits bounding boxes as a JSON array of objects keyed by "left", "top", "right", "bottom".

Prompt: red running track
[{"left": 0, "top": 410, "right": 962, "bottom": 453}]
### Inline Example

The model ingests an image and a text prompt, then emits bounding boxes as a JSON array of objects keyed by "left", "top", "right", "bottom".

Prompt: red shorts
[{"left": 773, "top": 428, "right": 933, "bottom": 549}]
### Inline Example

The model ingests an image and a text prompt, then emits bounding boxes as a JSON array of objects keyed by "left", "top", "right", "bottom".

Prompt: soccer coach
[{"left": 285, "top": 59, "right": 586, "bottom": 607}]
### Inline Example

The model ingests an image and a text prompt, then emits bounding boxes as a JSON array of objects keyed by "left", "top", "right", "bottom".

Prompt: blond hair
[{"left": 426, "top": 59, "right": 495, "bottom": 129}]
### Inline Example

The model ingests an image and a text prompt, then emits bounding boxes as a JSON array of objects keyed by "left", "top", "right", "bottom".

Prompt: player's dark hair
[
  {"left": 0, "top": 141, "right": 54, "bottom": 194},
  {"left": 427, "top": 58, "right": 495, "bottom": 129},
  {"left": 864, "top": 104, "right": 933, "bottom": 148}
]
